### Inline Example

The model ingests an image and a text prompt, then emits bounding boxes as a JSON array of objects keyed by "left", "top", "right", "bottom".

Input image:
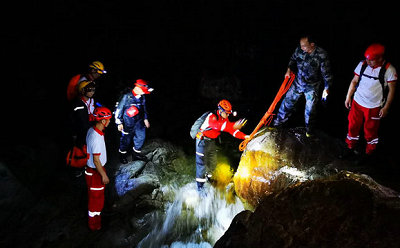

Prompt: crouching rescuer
[
  {"left": 85, "top": 106, "right": 112, "bottom": 231},
  {"left": 192, "top": 100, "right": 249, "bottom": 191}
]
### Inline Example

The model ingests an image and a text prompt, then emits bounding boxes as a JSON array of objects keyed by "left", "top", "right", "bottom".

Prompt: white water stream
[{"left": 137, "top": 182, "right": 245, "bottom": 248}]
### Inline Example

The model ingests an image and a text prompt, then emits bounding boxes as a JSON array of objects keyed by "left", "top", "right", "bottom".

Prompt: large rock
[
  {"left": 215, "top": 171, "right": 400, "bottom": 248},
  {"left": 233, "top": 127, "right": 341, "bottom": 207}
]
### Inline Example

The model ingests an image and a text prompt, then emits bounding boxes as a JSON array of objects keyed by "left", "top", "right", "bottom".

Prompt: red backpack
[
  {"left": 66, "top": 144, "right": 88, "bottom": 168},
  {"left": 66, "top": 74, "right": 82, "bottom": 101}
]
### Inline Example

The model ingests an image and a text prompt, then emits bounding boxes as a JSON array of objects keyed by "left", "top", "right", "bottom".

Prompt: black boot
[
  {"left": 132, "top": 150, "right": 148, "bottom": 162},
  {"left": 119, "top": 152, "right": 128, "bottom": 164}
]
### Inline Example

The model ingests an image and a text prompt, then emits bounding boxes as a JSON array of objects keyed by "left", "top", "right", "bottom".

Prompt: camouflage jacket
[{"left": 288, "top": 46, "right": 333, "bottom": 90}]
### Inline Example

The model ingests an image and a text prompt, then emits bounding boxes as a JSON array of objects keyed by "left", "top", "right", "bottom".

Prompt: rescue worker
[
  {"left": 342, "top": 43, "right": 397, "bottom": 157},
  {"left": 195, "top": 99, "right": 249, "bottom": 191},
  {"left": 85, "top": 106, "right": 112, "bottom": 231},
  {"left": 273, "top": 35, "right": 333, "bottom": 137},
  {"left": 70, "top": 80, "right": 97, "bottom": 177},
  {"left": 71, "top": 80, "right": 97, "bottom": 147},
  {"left": 67, "top": 61, "right": 106, "bottom": 102},
  {"left": 115, "top": 79, "right": 154, "bottom": 164}
]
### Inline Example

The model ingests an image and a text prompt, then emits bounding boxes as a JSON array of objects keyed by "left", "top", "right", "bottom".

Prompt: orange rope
[{"left": 239, "top": 72, "right": 295, "bottom": 151}]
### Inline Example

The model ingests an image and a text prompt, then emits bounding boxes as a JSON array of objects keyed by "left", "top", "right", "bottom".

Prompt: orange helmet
[
  {"left": 364, "top": 43, "right": 385, "bottom": 60},
  {"left": 93, "top": 107, "right": 112, "bottom": 121},
  {"left": 218, "top": 99, "right": 232, "bottom": 114}
]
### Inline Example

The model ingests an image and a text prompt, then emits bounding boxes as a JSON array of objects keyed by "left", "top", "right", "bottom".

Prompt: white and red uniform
[
  {"left": 195, "top": 111, "right": 246, "bottom": 190},
  {"left": 346, "top": 61, "right": 397, "bottom": 154},
  {"left": 199, "top": 112, "right": 246, "bottom": 140},
  {"left": 85, "top": 126, "right": 107, "bottom": 231}
]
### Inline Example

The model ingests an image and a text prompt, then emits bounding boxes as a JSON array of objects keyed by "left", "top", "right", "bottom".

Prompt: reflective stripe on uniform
[
  {"left": 196, "top": 178, "right": 207, "bottom": 182},
  {"left": 74, "top": 106, "right": 85, "bottom": 111},
  {"left": 221, "top": 121, "right": 227, "bottom": 131},
  {"left": 196, "top": 152, "right": 204, "bottom": 157},
  {"left": 88, "top": 211, "right": 101, "bottom": 217},
  {"left": 346, "top": 135, "right": 359, "bottom": 141},
  {"left": 233, "top": 130, "right": 239, "bottom": 137},
  {"left": 367, "top": 138, "right": 379, "bottom": 145},
  {"left": 90, "top": 187, "right": 105, "bottom": 191}
]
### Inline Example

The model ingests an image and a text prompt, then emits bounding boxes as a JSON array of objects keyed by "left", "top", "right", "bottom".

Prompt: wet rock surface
[
  {"left": 215, "top": 172, "right": 400, "bottom": 248},
  {"left": 216, "top": 127, "right": 400, "bottom": 248}
]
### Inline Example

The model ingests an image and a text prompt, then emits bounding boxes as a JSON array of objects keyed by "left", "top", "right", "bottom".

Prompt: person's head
[
  {"left": 87, "top": 61, "right": 106, "bottom": 81},
  {"left": 93, "top": 106, "right": 112, "bottom": 128},
  {"left": 364, "top": 43, "right": 385, "bottom": 68},
  {"left": 78, "top": 80, "right": 96, "bottom": 99},
  {"left": 217, "top": 99, "right": 233, "bottom": 119},
  {"left": 299, "top": 35, "right": 315, "bottom": 54},
  {"left": 132, "top": 79, "right": 154, "bottom": 96}
]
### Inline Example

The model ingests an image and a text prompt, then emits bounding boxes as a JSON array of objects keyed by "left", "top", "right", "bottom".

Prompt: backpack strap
[
  {"left": 357, "top": 60, "right": 368, "bottom": 84},
  {"left": 379, "top": 61, "right": 390, "bottom": 102},
  {"left": 358, "top": 60, "right": 390, "bottom": 103}
]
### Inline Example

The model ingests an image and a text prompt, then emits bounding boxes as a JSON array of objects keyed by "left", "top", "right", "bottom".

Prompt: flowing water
[{"left": 137, "top": 182, "right": 245, "bottom": 248}]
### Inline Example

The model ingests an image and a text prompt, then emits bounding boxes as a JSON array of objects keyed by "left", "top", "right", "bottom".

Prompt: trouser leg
[
  {"left": 273, "top": 83, "right": 302, "bottom": 127},
  {"left": 195, "top": 138, "right": 207, "bottom": 190},
  {"left": 346, "top": 100, "right": 364, "bottom": 150},
  {"left": 363, "top": 106, "right": 381, "bottom": 155},
  {"left": 133, "top": 120, "right": 146, "bottom": 152},
  {"left": 85, "top": 167, "right": 105, "bottom": 231},
  {"left": 304, "top": 87, "right": 318, "bottom": 134}
]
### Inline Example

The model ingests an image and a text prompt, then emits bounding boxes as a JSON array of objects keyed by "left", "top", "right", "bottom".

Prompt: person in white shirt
[
  {"left": 343, "top": 43, "right": 397, "bottom": 157},
  {"left": 85, "top": 106, "right": 112, "bottom": 231}
]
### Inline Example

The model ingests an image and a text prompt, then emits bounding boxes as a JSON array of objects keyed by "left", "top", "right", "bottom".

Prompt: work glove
[
  {"left": 321, "top": 89, "right": 329, "bottom": 102},
  {"left": 234, "top": 118, "right": 247, "bottom": 130}
]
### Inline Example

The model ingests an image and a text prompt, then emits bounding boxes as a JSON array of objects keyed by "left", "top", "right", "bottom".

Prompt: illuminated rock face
[
  {"left": 215, "top": 172, "right": 400, "bottom": 248},
  {"left": 233, "top": 127, "right": 341, "bottom": 207}
]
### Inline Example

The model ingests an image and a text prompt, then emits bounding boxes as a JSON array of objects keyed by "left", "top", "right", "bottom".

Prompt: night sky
[{"left": 2, "top": 0, "right": 399, "bottom": 153}]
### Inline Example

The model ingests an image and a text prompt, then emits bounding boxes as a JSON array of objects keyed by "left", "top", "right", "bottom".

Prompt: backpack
[
  {"left": 358, "top": 60, "right": 390, "bottom": 102},
  {"left": 66, "top": 144, "right": 88, "bottom": 168},
  {"left": 67, "top": 74, "right": 82, "bottom": 102},
  {"left": 190, "top": 111, "right": 211, "bottom": 139}
]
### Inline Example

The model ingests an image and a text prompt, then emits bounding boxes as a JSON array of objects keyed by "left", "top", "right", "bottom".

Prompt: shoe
[
  {"left": 338, "top": 147, "right": 356, "bottom": 159},
  {"left": 74, "top": 170, "right": 83, "bottom": 178},
  {"left": 305, "top": 132, "right": 314, "bottom": 138},
  {"left": 119, "top": 153, "right": 128, "bottom": 164},
  {"left": 132, "top": 151, "right": 149, "bottom": 162},
  {"left": 205, "top": 172, "right": 213, "bottom": 182}
]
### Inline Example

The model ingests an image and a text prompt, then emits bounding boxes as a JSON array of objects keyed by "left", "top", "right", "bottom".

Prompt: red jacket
[{"left": 200, "top": 112, "right": 246, "bottom": 140}]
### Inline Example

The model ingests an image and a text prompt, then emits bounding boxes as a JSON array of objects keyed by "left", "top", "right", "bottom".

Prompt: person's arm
[
  {"left": 380, "top": 81, "right": 396, "bottom": 117},
  {"left": 285, "top": 48, "right": 299, "bottom": 78},
  {"left": 345, "top": 75, "right": 359, "bottom": 109},
  {"left": 93, "top": 154, "right": 109, "bottom": 185},
  {"left": 115, "top": 95, "right": 127, "bottom": 132},
  {"left": 142, "top": 97, "right": 150, "bottom": 128}
]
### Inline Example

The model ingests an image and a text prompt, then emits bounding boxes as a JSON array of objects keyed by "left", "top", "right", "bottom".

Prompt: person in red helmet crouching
[
  {"left": 342, "top": 43, "right": 397, "bottom": 159},
  {"left": 85, "top": 106, "right": 112, "bottom": 231},
  {"left": 193, "top": 99, "right": 249, "bottom": 192}
]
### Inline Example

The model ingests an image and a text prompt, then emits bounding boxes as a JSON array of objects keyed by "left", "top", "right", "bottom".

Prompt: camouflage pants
[{"left": 273, "top": 83, "right": 319, "bottom": 133}]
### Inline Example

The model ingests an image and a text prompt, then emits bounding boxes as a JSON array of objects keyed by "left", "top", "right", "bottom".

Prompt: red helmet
[
  {"left": 218, "top": 99, "right": 232, "bottom": 114},
  {"left": 134, "top": 79, "right": 154, "bottom": 94},
  {"left": 364, "top": 43, "right": 385, "bottom": 60},
  {"left": 93, "top": 107, "right": 112, "bottom": 121}
]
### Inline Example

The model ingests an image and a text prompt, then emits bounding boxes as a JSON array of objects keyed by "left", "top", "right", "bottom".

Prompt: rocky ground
[{"left": 1, "top": 124, "right": 400, "bottom": 248}]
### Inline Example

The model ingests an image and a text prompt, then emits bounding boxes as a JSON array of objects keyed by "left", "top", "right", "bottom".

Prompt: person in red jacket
[{"left": 195, "top": 99, "right": 249, "bottom": 191}]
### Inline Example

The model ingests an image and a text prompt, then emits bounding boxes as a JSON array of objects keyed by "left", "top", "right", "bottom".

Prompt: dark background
[{"left": 2, "top": 0, "right": 399, "bottom": 156}]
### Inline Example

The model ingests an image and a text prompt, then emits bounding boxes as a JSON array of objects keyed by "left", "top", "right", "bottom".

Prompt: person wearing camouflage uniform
[{"left": 273, "top": 35, "right": 333, "bottom": 136}]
